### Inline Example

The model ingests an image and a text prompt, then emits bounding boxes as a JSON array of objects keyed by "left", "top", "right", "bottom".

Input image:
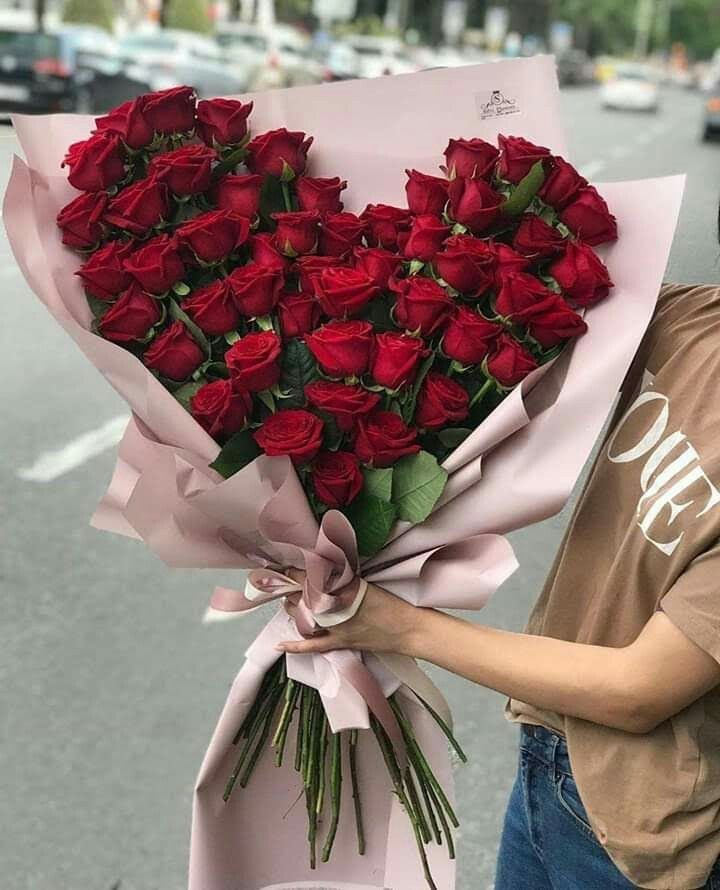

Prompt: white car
[
  {"left": 600, "top": 64, "right": 659, "bottom": 112},
  {"left": 342, "top": 35, "right": 416, "bottom": 79}
]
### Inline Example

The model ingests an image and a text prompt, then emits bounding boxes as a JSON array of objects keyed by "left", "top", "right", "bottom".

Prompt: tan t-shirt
[{"left": 506, "top": 283, "right": 720, "bottom": 890}]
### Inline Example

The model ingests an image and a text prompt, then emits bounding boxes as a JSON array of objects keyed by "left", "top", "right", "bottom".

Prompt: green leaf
[
  {"left": 279, "top": 338, "right": 319, "bottom": 409},
  {"left": 402, "top": 351, "right": 435, "bottom": 424},
  {"left": 501, "top": 160, "right": 546, "bottom": 217},
  {"left": 437, "top": 427, "right": 472, "bottom": 449},
  {"left": 174, "top": 380, "right": 204, "bottom": 412},
  {"left": 86, "top": 293, "right": 111, "bottom": 321},
  {"left": 209, "top": 428, "right": 261, "bottom": 479},
  {"left": 343, "top": 493, "right": 397, "bottom": 558},
  {"left": 172, "top": 281, "right": 191, "bottom": 297},
  {"left": 321, "top": 413, "right": 343, "bottom": 451},
  {"left": 168, "top": 298, "right": 211, "bottom": 357},
  {"left": 362, "top": 466, "right": 394, "bottom": 502},
  {"left": 392, "top": 450, "right": 448, "bottom": 523},
  {"left": 259, "top": 174, "right": 286, "bottom": 224},
  {"left": 257, "top": 389, "right": 276, "bottom": 413}
]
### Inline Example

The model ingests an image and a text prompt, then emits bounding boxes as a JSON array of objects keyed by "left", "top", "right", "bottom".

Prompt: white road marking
[
  {"left": 579, "top": 159, "right": 606, "bottom": 179},
  {"left": 17, "top": 413, "right": 129, "bottom": 482}
]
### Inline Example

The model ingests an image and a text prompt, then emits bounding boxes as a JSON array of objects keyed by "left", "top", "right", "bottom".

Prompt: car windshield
[
  {"left": 120, "top": 34, "right": 177, "bottom": 52},
  {"left": 216, "top": 32, "right": 268, "bottom": 52},
  {"left": 615, "top": 68, "right": 651, "bottom": 81},
  {"left": 0, "top": 30, "right": 60, "bottom": 59}
]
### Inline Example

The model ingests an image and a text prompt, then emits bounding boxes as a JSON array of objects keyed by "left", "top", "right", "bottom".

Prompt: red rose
[
  {"left": 143, "top": 320, "right": 205, "bottom": 380},
  {"left": 549, "top": 241, "right": 613, "bottom": 308},
  {"left": 306, "top": 320, "right": 374, "bottom": 378},
  {"left": 294, "top": 255, "right": 337, "bottom": 291},
  {"left": 361, "top": 203, "right": 412, "bottom": 250},
  {"left": 353, "top": 246, "right": 403, "bottom": 289},
  {"left": 63, "top": 132, "right": 125, "bottom": 192},
  {"left": 272, "top": 210, "right": 320, "bottom": 257},
  {"left": 225, "top": 331, "right": 282, "bottom": 392},
  {"left": 371, "top": 331, "right": 427, "bottom": 390},
  {"left": 141, "top": 86, "right": 196, "bottom": 135},
  {"left": 318, "top": 211, "right": 366, "bottom": 257},
  {"left": 497, "top": 135, "right": 551, "bottom": 184},
  {"left": 539, "top": 156, "right": 587, "bottom": 209},
  {"left": 495, "top": 271, "right": 555, "bottom": 318},
  {"left": 304, "top": 380, "right": 380, "bottom": 432},
  {"left": 124, "top": 233, "right": 184, "bottom": 294},
  {"left": 443, "top": 306, "right": 502, "bottom": 364},
  {"left": 98, "top": 282, "right": 161, "bottom": 343},
  {"left": 559, "top": 186, "right": 618, "bottom": 246},
  {"left": 210, "top": 173, "right": 263, "bottom": 218},
  {"left": 190, "top": 378, "right": 252, "bottom": 439},
  {"left": 487, "top": 334, "right": 538, "bottom": 386},
  {"left": 183, "top": 280, "right": 240, "bottom": 336},
  {"left": 250, "top": 232, "right": 292, "bottom": 273},
  {"left": 405, "top": 169, "right": 449, "bottom": 216},
  {"left": 296, "top": 176, "right": 347, "bottom": 213},
  {"left": 148, "top": 144, "right": 215, "bottom": 196},
  {"left": 277, "top": 290, "right": 321, "bottom": 340},
  {"left": 105, "top": 176, "right": 169, "bottom": 236},
  {"left": 513, "top": 214, "right": 566, "bottom": 258},
  {"left": 391, "top": 275, "right": 453, "bottom": 336},
  {"left": 444, "top": 137, "right": 499, "bottom": 179},
  {"left": 76, "top": 239, "right": 134, "bottom": 300},
  {"left": 176, "top": 210, "right": 250, "bottom": 263},
  {"left": 57, "top": 191, "right": 108, "bottom": 249},
  {"left": 434, "top": 235, "right": 495, "bottom": 295},
  {"left": 415, "top": 371, "right": 470, "bottom": 430},
  {"left": 492, "top": 242, "right": 530, "bottom": 287},
  {"left": 448, "top": 177, "right": 503, "bottom": 234},
  {"left": 94, "top": 97, "right": 154, "bottom": 150},
  {"left": 254, "top": 409, "right": 324, "bottom": 465},
  {"left": 246, "top": 128, "right": 313, "bottom": 178},
  {"left": 312, "top": 266, "right": 379, "bottom": 318},
  {"left": 512, "top": 293, "right": 588, "bottom": 348},
  {"left": 311, "top": 450, "right": 363, "bottom": 507},
  {"left": 196, "top": 97, "right": 253, "bottom": 146},
  {"left": 227, "top": 264, "right": 283, "bottom": 317},
  {"left": 354, "top": 411, "right": 420, "bottom": 467},
  {"left": 403, "top": 214, "right": 451, "bottom": 263}
]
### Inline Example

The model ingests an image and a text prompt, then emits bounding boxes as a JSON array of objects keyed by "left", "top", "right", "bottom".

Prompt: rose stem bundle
[{"left": 223, "top": 655, "right": 463, "bottom": 889}]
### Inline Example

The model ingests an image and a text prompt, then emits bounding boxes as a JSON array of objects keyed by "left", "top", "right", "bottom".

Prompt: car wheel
[{"left": 74, "top": 87, "right": 93, "bottom": 115}]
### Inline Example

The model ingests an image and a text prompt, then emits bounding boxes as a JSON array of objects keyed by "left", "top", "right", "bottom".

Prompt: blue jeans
[{"left": 495, "top": 723, "right": 720, "bottom": 889}]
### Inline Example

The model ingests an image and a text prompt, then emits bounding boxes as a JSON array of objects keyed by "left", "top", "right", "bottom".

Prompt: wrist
[{"left": 399, "top": 604, "right": 442, "bottom": 659}]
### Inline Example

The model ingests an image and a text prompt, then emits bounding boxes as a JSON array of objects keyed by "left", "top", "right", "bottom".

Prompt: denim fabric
[{"left": 495, "top": 724, "right": 720, "bottom": 890}]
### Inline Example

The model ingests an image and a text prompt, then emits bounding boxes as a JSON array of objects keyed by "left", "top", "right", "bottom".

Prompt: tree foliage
[
  {"left": 163, "top": 0, "right": 212, "bottom": 34},
  {"left": 62, "top": 0, "right": 114, "bottom": 32}
]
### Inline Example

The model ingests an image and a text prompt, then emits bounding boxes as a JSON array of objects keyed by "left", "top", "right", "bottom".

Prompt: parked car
[
  {"left": 314, "top": 41, "right": 362, "bottom": 82},
  {"left": 556, "top": 49, "right": 594, "bottom": 86},
  {"left": 341, "top": 35, "right": 416, "bottom": 78},
  {"left": 600, "top": 64, "right": 660, "bottom": 112},
  {"left": 702, "top": 85, "right": 720, "bottom": 140}
]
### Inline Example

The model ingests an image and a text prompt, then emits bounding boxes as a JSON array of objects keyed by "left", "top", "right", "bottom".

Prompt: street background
[{"left": 2, "top": 1, "right": 720, "bottom": 888}]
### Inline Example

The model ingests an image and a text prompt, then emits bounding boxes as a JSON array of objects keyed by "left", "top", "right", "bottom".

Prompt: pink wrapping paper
[{"left": 4, "top": 56, "right": 685, "bottom": 890}]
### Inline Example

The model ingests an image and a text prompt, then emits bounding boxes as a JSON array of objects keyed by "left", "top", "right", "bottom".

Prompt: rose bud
[
  {"left": 124, "top": 233, "right": 184, "bottom": 294},
  {"left": 492, "top": 242, "right": 531, "bottom": 287},
  {"left": 305, "top": 379, "right": 380, "bottom": 432},
  {"left": 434, "top": 234, "right": 495, "bottom": 295},
  {"left": 143, "top": 320, "right": 205, "bottom": 381},
  {"left": 444, "top": 137, "right": 499, "bottom": 180},
  {"left": 98, "top": 282, "right": 161, "bottom": 343},
  {"left": 405, "top": 169, "right": 449, "bottom": 216},
  {"left": 497, "top": 134, "right": 551, "bottom": 184},
  {"left": 318, "top": 211, "right": 366, "bottom": 257},
  {"left": 271, "top": 210, "right": 320, "bottom": 257},
  {"left": 183, "top": 280, "right": 240, "bottom": 336},
  {"left": 487, "top": 333, "right": 538, "bottom": 386},
  {"left": 559, "top": 186, "right": 618, "bottom": 246},
  {"left": 196, "top": 97, "right": 253, "bottom": 146},
  {"left": 57, "top": 191, "right": 108, "bottom": 249},
  {"left": 296, "top": 175, "right": 347, "bottom": 214},
  {"left": 361, "top": 203, "right": 413, "bottom": 250},
  {"left": 312, "top": 450, "right": 363, "bottom": 507},
  {"left": 313, "top": 266, "right": 379, "bottom": 318},
  {"left": 353, "top": 246, "right": 403, "bottom": 290},
  {"left": 403, "top": 214, "right": 451, "bottom": 263},
  {"left": 415, "top": 371, "right": 470, "bottom": 431},
  {"left": 295, "top": 254, "right": 339, "bottom": 291},
  {"left": 371, "top": 331, "right": 427, "bottom": 390},
  {"left": 250, "top": 232, "right": 292, "bottom": 273},
  {"left": 513, "top": 214, "right": 566, "bottom": 258},
  {"left": 62, "top": 132, "right": 125, "bottom": 192},
  {"left": 141, "top": 86, "right": 196, "bottom": 135},
  {"left": 253, "top": 408, "right": 324, "bottom": 465},
  {"left": 548, "top": 241, "right": 613, "bottom": 308},
  {"left": 148, "top": 144, "right": 216, "bottom": 196},
  {"left": 227, "top": 264, "right": 284, "bottom": 317},
  {"left": 94, "top": 97, "right": 154, "bottom": 150},
  {"left": 443, "top": 306, "right": 503, "bottom": 364},
  {"left": 495, "top": 271, "right": 556, "bottom": 318},
  {"left": 354, "top": 410, "right": 420, "bottom": 467},
  {"left": 306, "top": 320, "right": 374, "bottom": 378},
  {"left": 210, "top": 173, "right": 264, "bottom": 219},
  {"left": 448, "top": 177, "right": 503, "bottom": 234},
  {"left": 225, "top": 330, "right": 282, "bottom": 392},
  {"left": 391, "top": 275, "right": 453, "bottom": 336},
  {"left": 190, "top": 378, "right": 252, "bottom": 439},
  {"left": 176, "top": 210, "right": 250, "bottom": 263},
  {"left": 246, "top": 127, "right": 313, "bottom": 178},
  {"left": 76, "top": 239, "right": 134, "bottom": 300},
  {"left": 539, "top": 156, "right": 587, "bottom": 209},
  {"left": 105, "top": 176, "right": 170, "bottom": 236},
  {"left": 512, "top": 293, "right": 588, "bottom": 348},
  {"left": 277, "top": 290, "right": 321, "bottom": 340}
]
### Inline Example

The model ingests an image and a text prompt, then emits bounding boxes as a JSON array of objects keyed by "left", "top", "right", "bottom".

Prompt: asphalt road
[{"left": 1, "top": 83, "right": 718, "bottom": 890}]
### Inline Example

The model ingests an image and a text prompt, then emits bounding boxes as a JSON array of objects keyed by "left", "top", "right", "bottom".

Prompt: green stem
[
  {"left": 239, "top": 686, "right": 283, "bottom": 788},
  {"left": 469, "top": 376, "right": 495, "bottom": 410},
  {"left": 281, "top": 180, "right": 293, "bottom": 213},
  {"left": 294, "top": 686, "right": 306, "bottom": 773},
  {"left": 349, "top": 729, "right": 365, "bottom": 855},
  {"left": 407, "top": 690, "right": 468, "bottom": 763},
  {"left": 224, "top": 682, "right": 283, "bottom": 800},
  {"left": 273, "top": 679, "right": 300, "bottom": 767},
  {"left": 213, "top": 144, "right": 248, "bottom": 179},
  {"left": 316, "top": 714, "right": 329, "bottom": 815},
  {"left": 321, "top": 730, "right": 343, "bottom": 862}
]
